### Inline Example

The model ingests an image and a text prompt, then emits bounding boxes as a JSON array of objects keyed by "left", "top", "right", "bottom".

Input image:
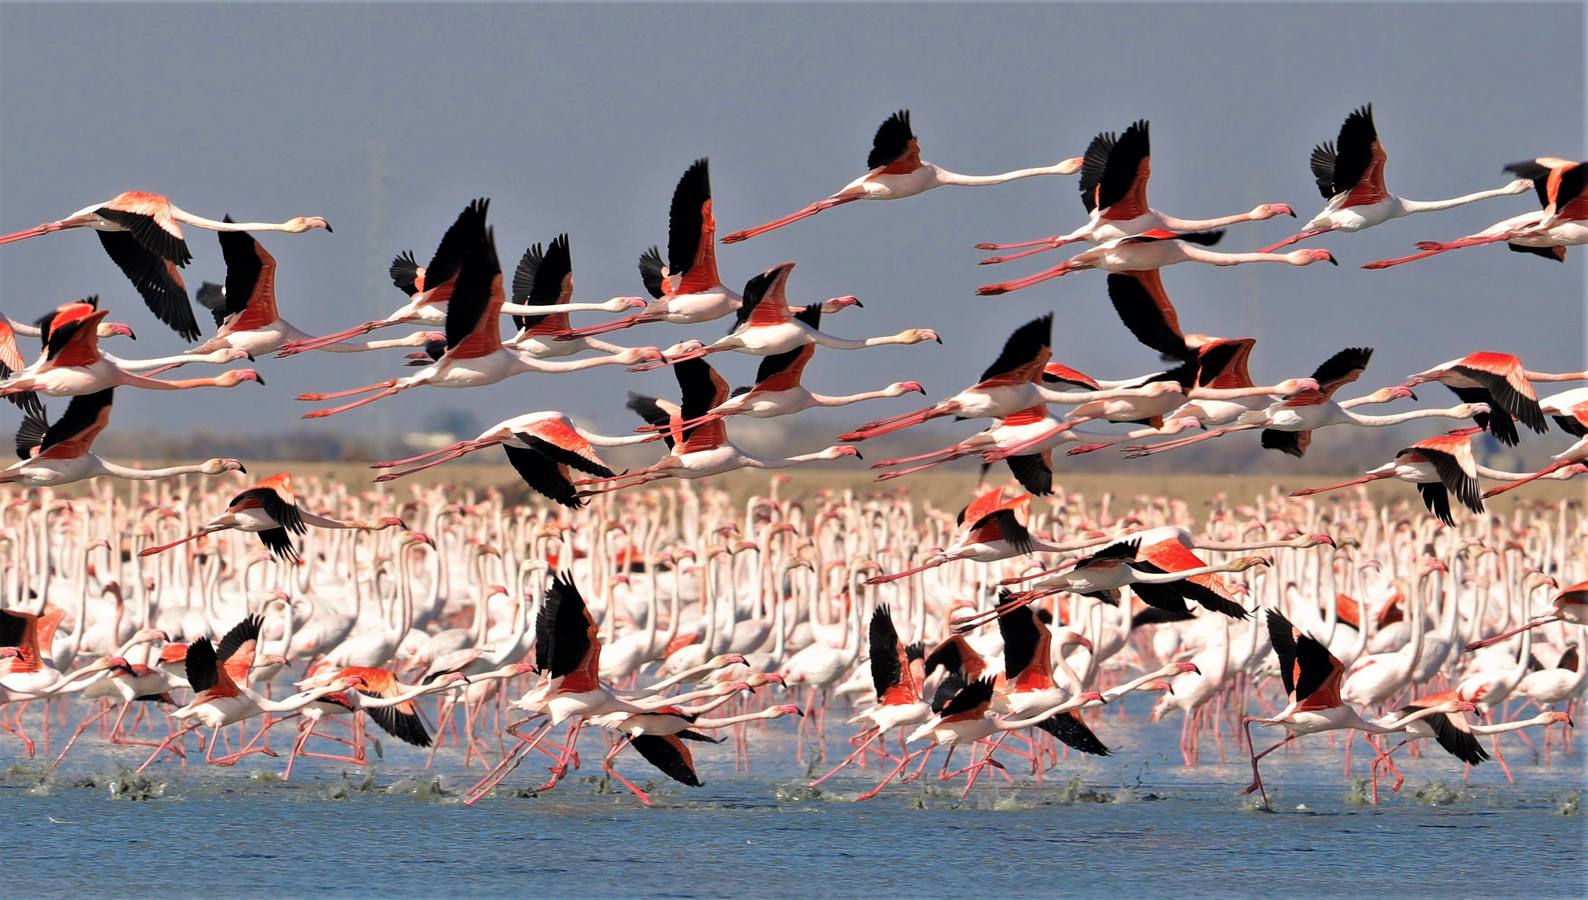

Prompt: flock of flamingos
[{"left": 0, "top": 105, "right": 1584, "bottom": 809}]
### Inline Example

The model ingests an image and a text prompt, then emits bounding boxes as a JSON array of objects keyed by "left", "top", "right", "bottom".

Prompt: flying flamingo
[
  {"left": 0, "top": 388, "right": 246, "bottom": 486},
  {"left": 138, "top": 472, "right": 410, "bottom": 563},
  {"left": 594, "top": 695, "right": 803, "bottom": 805},
  {"left": 1372, "top": 703, "right": 1573, "bottom": 796},
  {"left": 976, "top": 228, "right": 1336, "bottom": 296},
  {"left": 1122, "top": 348, "right": 1485, "bottom": 459},
  {"left": 276, "top": 200, "right": 641, "bottom": 355},
  {"left": 499, "top": 234, "right": 653, "bottom": 360},
  {"left": 0, "top": 301, "right": 262, "bottom": 400},
  {"left": 1290, "top": 429, "right": 1486, "bottom": 526},
  {"left": 555, "top": 160, "right": 857, "bottom": 339},
  {"left": 977, "top": 119, "right": 1294, "bottom": 265},
  {"left": 629, "top": 262, "right": 938, "bottom": 371},
  {"left": 1398, "top": 352, "right": 1548, "bottom": 445},
  {"left": 722, "top": 109, "right": 1083, "bottom": 243},
  {"left": 1465, "top": 581, "right": 1588, "bottom": 652},
  {"left": 1258, "top": 105, "right": 1532, "bottom": 253},
  {"left": 1479, "top": 391, "right": 1588, "bottom": 498},
  {"left": 1239, "top": 608, "right": 1477, "bottom": 809},
  {"left": 1362, "top": 157, "right": 1587, "bottom": 268},
  {"left": 187, "top": 223, "right": 440, "bottom": 358},
  {"left": 864, "top": 488, "right": 1071, "bottom": 585},
  {"left": 838, "top": 314, "right": 1180, "bottom": 442},
  {"left": 960, "top": 538, "right": 1266, "bottom": 623},
  {"left": 574, "top": 359, "right": 862, "bottom": 497},
  {"left": 0, "top": 191, "right": 329, "bottom": 340},
  {"left": 633, "top": 339, "right": 924, "bottom": 440},
  {"left": 295, "top": 217, "right": 662, "bottom": 418}
]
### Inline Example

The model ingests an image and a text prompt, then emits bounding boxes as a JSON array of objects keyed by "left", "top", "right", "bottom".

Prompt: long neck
[
  {"left": 1398, "top": 184, "right": 1523, "bottom": 213},
  {"left": 1344, "top": 407, "right": 1469, "bottom": 426},
  {"left": 1469, "top": 714, "right": 1558, "bottom": 736},
  {"left": 1178, "top": 245, "right": 1299, "bottom": 266},
  {"left": 695, "top": 708, "right": 786, "bottom": 728},
  {"left": 814, "top": 387, "right": 896, "bottom": 405},
  {"left": 1522, "top": 369, "right": 1588, "bottom": 383},
  {"left": 1477, "top": 463, "right": 1575, "bottom": 482},
  {"left": 934, "top": 163, "right": 1073, "bottom": 186},
  {"left": 257, "top": 683, "right": 343, "bottom": 713},
  {"left": 1157, "top": 210, "right": 1263, "bottom": 230},
  {"left": 1190, "top": 384, "right": 1285, "bottom": 401},
  {"left": 581, "top": 430, "right": 655, "bottom": 448},
  {"left": 170, "top": 208, "right": 302, "bottom": 232},
  {"left": 100, "top": 460, "right": 212, "bottom": 480},
  {"left": 1372, "top": 703, "right": 1456, "bottom": 733}
]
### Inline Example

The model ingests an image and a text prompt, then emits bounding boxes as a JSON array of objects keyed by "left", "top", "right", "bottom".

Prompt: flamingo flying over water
[{"left": 722, "top": 110, "right": 1084, "bottom": 243}]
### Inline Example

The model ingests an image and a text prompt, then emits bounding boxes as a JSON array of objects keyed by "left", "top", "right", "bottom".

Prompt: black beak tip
[
  {"left": 238, "top": 464, "right": 248, "bottom": 474},
  {"left": 324, "top": 223, "right": 334, "bottom": 233},
  {"left": 255, "top": 374, "right": 267, "bottom": 386}
]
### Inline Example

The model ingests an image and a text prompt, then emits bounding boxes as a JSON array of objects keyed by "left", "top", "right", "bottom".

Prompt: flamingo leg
[
  {"left": 721, "top": 195, "right": 860, "bottom": 244},
  {"left": 277, "top": 320, "right": 399, "bottom": 356},
  {"left": 1124, "top": 424, "right": 1258, "bottom": 458},
  {"left": 853, "top": 747, "right": 920, "bottom": 802},
  {"left": 1292, "top": 473, "right": 1391, "bottom": 497},
  {"left": 303, "top": 385, "right": 405, "bottom": 418},
  {"left": 983, "top": 423, "right": 1078, "bottom": 462},
  {"left": 297, "top": 379, "right": 399, "bottom": 402},
  {"left": 1255, "top": 227, "right": 1333, "bottom": 254},
  {"left": 978, "top": 239, "right": 1077, "bottom": 266},
  {"left": 1361, "top": 234, "right": 1509, "bottom": 270},
  {"left": 975, "top": 260, "right": 1086, "bottom": 296},
  {"left": 601, "top": 737, "right": 653, "bottom": 805},
  {"left": 810, "top": 728, "right": 881, "bottom": 787},
  {"left": 865, "top": 557, "right": 946, "bottom": 585},
  {"left": 50, "top": 704, "right": 113, "bottom": 771}
]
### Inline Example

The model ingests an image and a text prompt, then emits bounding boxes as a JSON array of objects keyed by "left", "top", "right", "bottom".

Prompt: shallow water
[{"left": 5, "top": 696, "right": 1584, "bottom": 898}]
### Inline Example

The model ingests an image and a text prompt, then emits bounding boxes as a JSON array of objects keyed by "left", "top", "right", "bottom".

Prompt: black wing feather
[
  {"left": 502, "top": 443, "right": 581, "bottom": 510},
  {"left": 96, "top": 230, "right": 198, "bottom": 341}
]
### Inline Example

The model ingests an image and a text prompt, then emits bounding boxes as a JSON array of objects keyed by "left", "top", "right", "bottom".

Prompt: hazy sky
[{"left": 1, "top": 3, "right": 1582, "bottom": 448}]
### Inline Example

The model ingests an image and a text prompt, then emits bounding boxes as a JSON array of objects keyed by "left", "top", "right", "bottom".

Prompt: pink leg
[
  {"left": 975, "top": 261, "right": 1084, "bottom": 296},
  {"left": 811, "top": 728, "right": 881, "bottom": 787},
  {"left": 721, "top": 196, "right": 859, "bottom": 244},
  {"left": 302, "top": 386, "right": 403, "bottom": 418},
  {"left": 1255, "top": 227, "right": 1332, "bottom": 254},
  {"left": 977, "top": 238, "right": 1078, "bottom": 266},
  {"left": 853, "top": 748, "right": 921, "bottom": 802},
  {"left": 1361, "top": 235, "right": 1507, "bottom": 270}
]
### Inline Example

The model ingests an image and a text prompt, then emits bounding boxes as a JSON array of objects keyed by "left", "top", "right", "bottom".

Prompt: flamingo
[
  {"left": 1372, "top": 702, "right": 1573, "bottom": 794},
  {"left": 0, "top": 388, "right": 246, "bottom": 486},
  {"left": 976, "top": 228, "right": 1335, "bottom": 296},
  {"left": 1290, "top": 429, "right": 1486, "bottom": 526},
  {"left": 1123, "top": 348, "right": 1485, "bottom": 458},
  {"left": 595, "top": 695, "right": 803, "bottom": 805},
  {"left": 962, "top": 538, "right": 1266, "bottom": 623},
  {"left": 629, "top": 262, "right": 938, "bottom": 371},
  {"left": 634, "top": 339, "right": 924, "bottom": 440},
  {"left": 295, "top": 212, "right": 662, "bottom": 418},
  {"left": 186, "top": 223, "right": 440, "bottom": 358},
  {"left": 1465, "top": 581, "right": 1588, "bottom": 652},
  {"left": 1480, "top": 391, "right": 1588, "bottom": 498},
  {"left": 810, "top": 604, "right": 930, "bottom": 787},
  {"left": 138, "top": 472, "right": 409, "bottom": 563},
  {"left": 722, "top": 109, "right": 1083, "bottom": 243},
  {"left": 838, "top": 313, "right": 1182, "bottom": 442},
  {"left": 0, "top": 191, "right": 329, "bottom": 339},
  {"left": 865, "top": 488, "right": 1074, "bottom": 585},
  {"left": 556, "top": 160, "right": 857, "bottom": 339},
  {"left": 277, "top": 200, "right": 641, "bottom": 355},
  {"left": 977, "top": 120, "right": 1294, "bottom": 264},
  {"left": 1397, "top": 352, "right": 1549, "bottom": 445},
  {"left": 1239, "top": 608, "right": 1477, "bottom": 809},
  {"left": 1362, "top": 157, "right": 1588, "bottom": 268},
  {"left": 1258, "top": 105, "right": 1532, "bottom": 253},
  {"left": 0, "top": 301, "right": 263, "bottom": 400},
  {"left": 574, "top": 359, "right": 862, "bottom": 497},
  {"left": 135, "top": 617, "right": 359, "bottom": 771}
]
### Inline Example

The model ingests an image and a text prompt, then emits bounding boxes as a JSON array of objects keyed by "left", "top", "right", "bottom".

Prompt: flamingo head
[
  {"left": 709, "top": 653, "right": 749, "bottom": 669},
  {"left": 825, "top": 294, "right": 863, "bottom": 312},
  {"left": 1078, "top": 690, "right": 1105, "bottom": 706},
  {"left": 1302, "top": 533, "right": 1336, "bottom": 549},
  {"left": 221, "top": 369, "right": 265, "bottom": 387},
  {"left": 891, "top": 381, "right": 927, "bottom": 396},
  {"left": 749, "top": 672, "right": 787, "bottom": 689},
  {"left": 287, "top": 216, "right": 333, "bottom": 233},
  {"left": 101, "top": 321, "right": 137, "bottom": 340},
  {"left": 901, "top": 328, "right": 942, "bottom": 345},
  {"left": 773, "top": 704, "right": 804, "bottom": 718},
  {"left": 1546, "top": 711, "right": 1575, "bottom": 727},
  {"left": 374, "top": 516, "right": 408, "bottom": 531},
  {"left": 1291, "top": 248, "right": 1337, "bottom": 266},
  {"left": 1175, "top": 661, "right": 1201, "bottom": 676},
  {"left": 825, "top": 445, "right": 863, "bottom": 461},
  {"left": 1273, "top": 377, "right": 1321, "bottom": 396},
  {"left": 1255, "top": 203, "right": 1296, "bottom": 219},
  {"left": 201, "top": 458, "right": 248, "bottom": 476},
  {"left": 405, "top": 531, "right": 437, "bottom": 548},
  {"left": 1147, "top": 679, "right": 1175, "bottom": 694},
  {"left": 1229, "top": 556, "right": 1272, "bottom": 572}
]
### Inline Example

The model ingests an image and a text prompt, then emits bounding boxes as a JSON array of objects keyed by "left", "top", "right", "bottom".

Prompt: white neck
[
  {"left": 100, "top": 460, "right": 215, "bottom": 481},
  {"left": 1344, "top": 406, "right": 1471, "bottom": 426},
  {"left": 934, "top": 163, "right": 1077, "bottom": 186},
  {"left": 170, "top": 207, "right": 306, "bottom": 232},
  {"left": 1398, "top": 183, "right": 1527, "bottom": 214}
]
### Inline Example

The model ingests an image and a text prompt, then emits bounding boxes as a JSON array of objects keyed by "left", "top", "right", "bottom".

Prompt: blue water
[{"left": 5, "top": 696, "right": 1584, "bottom": 897}]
